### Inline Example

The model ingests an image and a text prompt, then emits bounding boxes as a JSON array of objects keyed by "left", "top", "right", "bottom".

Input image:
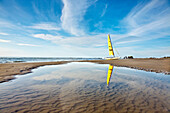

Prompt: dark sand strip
[{"left": 0, "top": 58, "right": 169, "bottom": 83}]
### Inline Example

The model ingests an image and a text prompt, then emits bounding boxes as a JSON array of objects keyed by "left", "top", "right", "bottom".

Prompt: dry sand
[{"left": 0, "top": 58, "right": 169, "bottom": 83}]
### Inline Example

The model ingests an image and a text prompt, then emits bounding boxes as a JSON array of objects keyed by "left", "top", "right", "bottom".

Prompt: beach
[
  {"left": 0, "top": 61, "right": 71, "bottom": 83},
  {"left": 0, "top": 59, "right": 169, "bottom": 112},
  {"left": 0, "top": 58, "right": 169, "bottom": 83},
  {"left": 82, "top": 58, "right": 170, "bottom": 74}
]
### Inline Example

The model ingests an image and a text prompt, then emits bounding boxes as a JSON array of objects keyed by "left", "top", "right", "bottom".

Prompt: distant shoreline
[{"left": 0, "top": 58, "right": 169, "bottom": 83}]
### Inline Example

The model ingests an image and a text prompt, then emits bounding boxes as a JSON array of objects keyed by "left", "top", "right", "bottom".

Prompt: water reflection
[
  {"left": 0, "top": 62, "right": 169, "bottom": 113},
  {"left": 107, "top": 65, "right": 114, "bottom": 86}
]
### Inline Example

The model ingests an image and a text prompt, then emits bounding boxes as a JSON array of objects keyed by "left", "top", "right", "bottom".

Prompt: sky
[{"left": 0, "top": 0, "right": 169, "bottom": 58}]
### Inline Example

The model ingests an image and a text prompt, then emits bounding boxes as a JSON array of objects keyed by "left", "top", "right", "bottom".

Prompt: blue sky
[{"left": 0, "top": 0, "right": 169, "bottom": 57}]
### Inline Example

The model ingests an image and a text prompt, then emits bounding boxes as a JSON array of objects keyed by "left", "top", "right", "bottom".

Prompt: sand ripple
[{"left": 0, "top": 63, "right": 169, "bottom": 113}]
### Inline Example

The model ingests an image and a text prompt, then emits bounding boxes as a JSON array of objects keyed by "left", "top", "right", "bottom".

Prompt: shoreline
[
  {"left": 80, "top": 58, "right": 170, "bottom": 74},
  {"left": 0, "top": 58, "right": 169, "bottom": 83},
  {"left": 0, "top": 61, "right": 71, "bottom": 83}
]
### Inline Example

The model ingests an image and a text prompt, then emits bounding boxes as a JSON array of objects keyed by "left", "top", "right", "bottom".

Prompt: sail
[
  {"left": 108, "top": 34, "right": 114, "bottom": 56},
  {"left": 107, "top": 65, "right": 114, "bottom": 86}
]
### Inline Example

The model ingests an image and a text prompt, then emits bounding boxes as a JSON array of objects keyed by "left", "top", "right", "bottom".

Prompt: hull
[{"left": 104, "top": 57, "right": 120, "bottom": 60}]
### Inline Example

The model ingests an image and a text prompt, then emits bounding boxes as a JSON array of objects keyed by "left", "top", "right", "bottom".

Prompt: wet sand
[
  {"left": 0, "top": 61, "right": 71, "bottom": 83},
  {"left": 0, "top": 63, "right": 169, "bottom": 113},
  {"left": 0, "top": 58, "right": 169, "bottom": 83}
]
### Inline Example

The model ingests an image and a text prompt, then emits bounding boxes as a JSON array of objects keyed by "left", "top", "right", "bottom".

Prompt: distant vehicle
[{"left": 123, "top": 56, "right": 134, "bottom": 59}]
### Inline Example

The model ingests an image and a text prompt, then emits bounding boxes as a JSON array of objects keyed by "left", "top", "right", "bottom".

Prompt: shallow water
[{"left": 0, "top": 62, "right": 169, "bottom": 113}]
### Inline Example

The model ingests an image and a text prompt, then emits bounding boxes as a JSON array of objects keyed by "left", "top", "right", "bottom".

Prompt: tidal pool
[{"left": 0, "top": 62, "right": 169, "bottom": 113}]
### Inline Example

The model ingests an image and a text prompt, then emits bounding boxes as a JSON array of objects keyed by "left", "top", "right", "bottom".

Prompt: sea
[{"left": 0, "top": 57, "right": 103, "bottom": 63}]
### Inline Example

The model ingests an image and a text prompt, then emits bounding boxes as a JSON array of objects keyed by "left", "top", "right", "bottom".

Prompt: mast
[{"left": 108, "top": 34, "right": 114, "bottom": 57}]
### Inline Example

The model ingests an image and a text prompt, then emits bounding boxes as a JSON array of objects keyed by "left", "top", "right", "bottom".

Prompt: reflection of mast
[{"left": 107, "top": 65, "right": 114, "bottom": 86}]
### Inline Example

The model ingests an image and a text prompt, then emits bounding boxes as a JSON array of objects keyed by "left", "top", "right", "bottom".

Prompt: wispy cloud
[
  {"left": 113, "top": 0, "right": 170, "bottom": 45},
  {"left": 0, "top": 19, "right": 33, "bottom": 35},
  {"left": 0, "top": 0, "right": 169, "bottom": 57},
  {"left": 0, "top": 19, "right": 18, "bottom": 29},
  {"left": 32, "top": 33, "right": 107, "bottom": 47},
  {"left": 27, "top": 23, "right": 61, "bottom": 31},
  {"left": 101, "top": 4, "right": 108, "bottom": 17},
  {"left": 128, "top": 0, "right": 170, "bottom": 31},
  {"left": 115, "top": 39, "right": 140, "bottom": 45},
  {"left": 33, "top": 34, "right": 63, "bottom": 41},
  {"left": 60, "top": 0, "right": 96, "bottom": 36},
  {"left": 32, "top": 3, "right": 48, "bottom": 21},
  {"left": 0, "top": 32, "right": 8, "bottom": 35},
  {"left": 0, "top": 39, "right": 11, "bottom": 43},
  {"left": 17, "top": 43, "right": 40, "bottom": 47}
]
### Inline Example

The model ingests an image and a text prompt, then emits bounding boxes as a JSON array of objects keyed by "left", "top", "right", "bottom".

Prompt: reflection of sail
[
  {"left": 108, "top": 34, "right": 114, "bottom": 56},
  {"left": 107, "top": 65, "right": 114, "bottom": 86}
]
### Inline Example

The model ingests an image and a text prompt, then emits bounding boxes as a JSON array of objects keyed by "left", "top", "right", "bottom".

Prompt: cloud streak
[
  {"left": 17, "top": 43, "right": 40, "bottom": 47},
  {"left": 0, "top": 32, "right": 8, "bottom": 35},
  {"left": 60, "top": 0, "right": 94, "bottom": 36},
  {"left": 33, "top": 34, "right": 63, "bottom": 42},
  {"left": 27, "top": 23, "right": 61, "bottom": 31},
  {"left": 101, "top": 4, "right": 108, "bottom": 17},
  {"left": 32, "top": 33, "right": 107, "bottom": 48},
  {"left": 114, "top": 0, "right": 170, "bottom": 44},
  {"left": 0, "top": 39, "right": 11, "bottom": 43}
]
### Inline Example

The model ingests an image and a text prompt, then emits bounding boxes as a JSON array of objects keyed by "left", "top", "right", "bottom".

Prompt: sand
[
  {"left": 0, "top": 62, "right": 169, "bottom": 113},
  {"left": 0, "top": 61, "right": 71, "bottom": 83},
  {"left": 0, "top": 58, "right": 169, "bottom": 83},
  {"left": 80, "top": 58, "right": 170, "bottom": 74}
]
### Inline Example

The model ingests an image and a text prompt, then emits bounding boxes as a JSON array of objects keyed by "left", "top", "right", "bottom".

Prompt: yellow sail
[
  {"left": 107, "top": 65, "right": 114, "bottom": 86},
  {"left": 108, "top": 34, "right": 114, "bottom": 56}
]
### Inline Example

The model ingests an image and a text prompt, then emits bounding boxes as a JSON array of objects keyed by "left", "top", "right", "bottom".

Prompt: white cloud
[
  {"left": 114, "top": 0, "right": 170, "bottom": 44},
  {"left": 0, "top": 32, "right": 8, "bottom": 35},
  {"left": 0, "top": 20, "right": 18, "bottom": 29},
  {"left": 124, "top": 0, "right": 168, "bottom": 27},
  {"left": 33, "top": 34, "right": 63, "bottom": 41},
  {"left": 28, "top": 23, "right": 61, "bottom": 31},
  {"left": 115, "top": 39, "right": 140, "bottom": 45},
  {"left": 127, "top": 15, "right": 170, "bottom": 37},
  {"left": 0, "top": 19, "right": 33, "bottom": 35},
  {"left": 32, "top": 33, "right": 107, "bottom": 47},
  {"left": 0, "top": 39, "right": 11, "bottom": 43},
  {"left": 60, "top": 0, "right": 95, "bottom": 36},
  {"left": 32, "top": 3, "right": 48, "bottom": 21},
  {"left": 101, "top": 4, "right": 108, "bottom": 17},
  {"left": 17, "top": 43, "right": 40, "bottom": 47}
]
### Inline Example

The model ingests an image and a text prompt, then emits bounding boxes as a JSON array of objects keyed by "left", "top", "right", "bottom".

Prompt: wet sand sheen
[{"left": 0, "top": 63, "right": 169, "bottom": 113}]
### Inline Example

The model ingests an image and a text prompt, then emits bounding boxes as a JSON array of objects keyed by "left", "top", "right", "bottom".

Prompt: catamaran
[{"left": 105, "top": 34, "right": 120, "bottom": 60}]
